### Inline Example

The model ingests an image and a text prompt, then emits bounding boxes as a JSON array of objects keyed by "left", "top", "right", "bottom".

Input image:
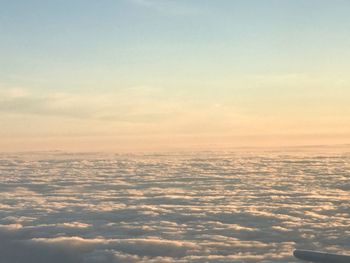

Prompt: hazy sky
[{"left": 1, "top": 0, "right": 350, "bottom": 151}]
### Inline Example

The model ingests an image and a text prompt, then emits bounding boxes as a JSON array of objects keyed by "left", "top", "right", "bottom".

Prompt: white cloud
[
  {"left": 0, "top": 152, "right": 349, "bottom": 262},
  {"left": 127, "top": 0, "right": 201, "bottom": 15},
  {"left": 0, "top": 86, "right": 182, "bottom": 123}
]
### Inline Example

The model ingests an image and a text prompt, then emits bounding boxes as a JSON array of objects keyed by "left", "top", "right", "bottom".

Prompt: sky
[{"left": 1, "top": 0, "right": 350, "bottom": 152}]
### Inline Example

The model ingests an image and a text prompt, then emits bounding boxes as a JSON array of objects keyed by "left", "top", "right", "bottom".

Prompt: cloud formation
[
  {"left": 0, "top": 152, "right": 349, "bottom": 262},
  {"left": 127, "top": 0, "right": 200, "bottom": 15},
  {"left": 0, "top": 87, "right": 181, "bottom": 122}
]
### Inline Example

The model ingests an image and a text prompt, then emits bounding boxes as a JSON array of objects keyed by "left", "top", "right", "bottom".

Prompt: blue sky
[{"left": 1, "top": 0, "right": 350, "bottom": 151}]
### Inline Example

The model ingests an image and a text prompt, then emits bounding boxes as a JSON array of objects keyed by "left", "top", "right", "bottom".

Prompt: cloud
[
  {"left": 127, "top": 0, "right": 201, "bottom": 15},
  {"left": 0, "top": 152, "right": 349, "bottom": 262},
  {"left": 0, "top": 86, "right": 182, "bottom": 123}
]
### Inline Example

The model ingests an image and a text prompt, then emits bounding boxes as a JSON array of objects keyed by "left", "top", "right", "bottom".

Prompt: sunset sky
[{"left": 1, "top": 0, "right": 350, "bottom": 151}]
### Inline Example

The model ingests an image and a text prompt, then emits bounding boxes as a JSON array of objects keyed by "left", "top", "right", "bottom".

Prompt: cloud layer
[
  {"left": 0, "top": 87, "right": 179, "bottom": 121},
  {"left": 0, "top": 152, "right": 349, "bottom": 262}
]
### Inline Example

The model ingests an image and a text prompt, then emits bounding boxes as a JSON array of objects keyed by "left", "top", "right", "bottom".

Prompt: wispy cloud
[
  {"left": 0, "top": 86, "right": 182, "bottom": 123},
  {"left": 127, "top": 0, "right": 201, "bottom": 15}
]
